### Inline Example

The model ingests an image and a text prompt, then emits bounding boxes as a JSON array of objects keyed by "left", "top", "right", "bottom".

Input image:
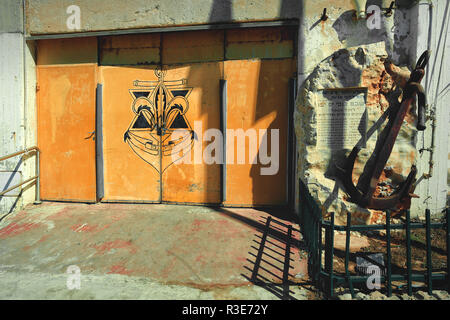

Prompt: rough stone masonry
[{"left": 294, "top": 42, "right": 418, "bottom": 225}]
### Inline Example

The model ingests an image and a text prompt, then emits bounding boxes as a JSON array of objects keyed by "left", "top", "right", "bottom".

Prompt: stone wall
[
  {"left": 294, "top": 0, "right": 428, "bottom": 224},
  {"left": 294, "top": 43, "right": 419, "bottom": 225}
]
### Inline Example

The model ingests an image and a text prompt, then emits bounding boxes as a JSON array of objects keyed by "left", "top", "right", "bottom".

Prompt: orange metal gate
[
  {"left": 100, "top": 63, "right": 223, "bottom": 203},
  {"left": 36, "top": 26, "right": 296, "bottom": 207}
]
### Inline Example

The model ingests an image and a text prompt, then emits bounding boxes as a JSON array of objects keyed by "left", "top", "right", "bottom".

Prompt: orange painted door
[
  {"left": 161, "top": 63, "right": 222, "bottom": 204},
  {"left": 37, "top": 64, "right": 97, "bottom": 202},
  {"left": 224, "top": 59, "right": 294, "bottom": 206},
  {"left": 101, "top": 66, "right": 161, "bottom": 202}
]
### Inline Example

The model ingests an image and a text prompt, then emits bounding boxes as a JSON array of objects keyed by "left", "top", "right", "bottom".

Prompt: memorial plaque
[{"left": 316, "top": 88, "right": 367, "bottom": 150}]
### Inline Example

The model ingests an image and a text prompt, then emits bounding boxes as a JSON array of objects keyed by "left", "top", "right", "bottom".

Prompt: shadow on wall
[
  {"left": 251, "top": 0, "right": 302, "bottom": 210},
  {"left": 248, "top": 59, "right": 294, "bottom": 207},
  {"left": 209, "top": 0, "right": 233, "bottom": 24},
  {"left": 209, "top": 0, "right": 302, "bottom": 208},
  {"left": 296, "top": 46, "right": 406, "bottom": 212},
  {"left": 0, "top": 157, "right": 23, "bottom": 220},
  {"left": 99, "top": 0, "right": 303, "bottom": 207},
  {"left": 0, "top": 152, "right": 37, "bottom": 221},
  {"left": 331, "top": 0, "right": 414, "bottom": 64}
]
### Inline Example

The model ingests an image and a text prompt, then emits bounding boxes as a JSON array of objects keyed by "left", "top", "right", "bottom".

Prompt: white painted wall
[
  {"left": 0, "top": 32, "right": 26, "bottom": 215},
  {"left": 413, "top": 0, "right": 450, "bottom": 217}
]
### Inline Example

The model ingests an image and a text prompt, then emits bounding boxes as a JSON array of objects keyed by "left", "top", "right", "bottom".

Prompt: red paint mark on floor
[
  {"left": 71, "top": 223, "right": 110, "bottom": 233},
  {"left": 38, "top": 234, "right": 50, "bottom": 243},
  {"left": 91, "top": 239, "right": 137, "bottom": 255},
  {"left": 107, "top": 264, "right": 133, "bottom": 275},
  {"left": 22, "top": 234, "right": 50, "bottom": 251},
  {"left": 47, "top": 207, "right": 72, "bottom": 220},
  {"left": 191, "top": 219, "right": 231, "bottom": 232},
  {"left": 192, "top": 219, "right": 208, "bottom": 232},
  {"left": 0, "top": 222, "right": 39, "bottom": 239},
  {"left": 109, "top": 212, "right": 127, "bottom": 222}
]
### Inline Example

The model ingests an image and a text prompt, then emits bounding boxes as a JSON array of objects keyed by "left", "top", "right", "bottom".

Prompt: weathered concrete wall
[
  {"left": 293, "top": 0, "right": 448, "bottom": 221},
  {"left": 25, "top": 0, "right": 302, "bottom": 35},
  {"left": 0, "top": 33, "right": 24, "bottom": 160},
  {"left": 0, "top": 1, "right": 26, "bottom": 215},
  {"left": 297, "top": 0, "right": 414, "bottom": 82},
  {"left": 0, "top": 0, "right": 23, "bottom": 33}
]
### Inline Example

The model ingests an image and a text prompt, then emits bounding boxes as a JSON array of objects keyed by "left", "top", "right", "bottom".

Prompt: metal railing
[
  {"left": 0, "top": 146, "right": 40, "bottom": 203},
  {"left": 320, "top": 209, "right": 450, "bottom": 298},
  {"left": 298, "top": 179, "right": 322, "bottom": 280},
  {"left": 299, "top": 180, "right": 450, "bottom": 298}
]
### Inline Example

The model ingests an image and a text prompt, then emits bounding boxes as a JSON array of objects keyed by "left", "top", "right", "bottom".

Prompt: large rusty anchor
[{"left": 336, "top": 51, "right": 429, "bottom": 210}]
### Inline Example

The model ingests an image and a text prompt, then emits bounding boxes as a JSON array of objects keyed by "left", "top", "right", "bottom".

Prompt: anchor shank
[{"left": 359, "top": 95, "right": 415, "bottom": 205}]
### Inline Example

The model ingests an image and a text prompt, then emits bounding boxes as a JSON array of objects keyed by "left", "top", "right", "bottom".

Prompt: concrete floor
[{"left": 0, "top": 202, "right": 313, "bottom": 300}]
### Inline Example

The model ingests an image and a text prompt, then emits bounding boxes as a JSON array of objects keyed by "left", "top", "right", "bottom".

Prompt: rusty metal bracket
[
  {"left": 383, "top": 1, "right": 395, "bottom": 17},
  {"left": 336, "top": 51, "right": 430, "bottom": 210},
  {"left": 321, "top": 8, "right": 328, "bottom": 21}
]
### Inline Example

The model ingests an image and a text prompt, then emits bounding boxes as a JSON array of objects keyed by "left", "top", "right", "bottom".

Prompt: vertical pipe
[
  {"left": 406, "top": 210, "right": 412, "bottom": 296},
  {"left": 34, "top": 149, "right": 41, "bottom": 204},
  {"left": 95, "top": 84, "right": 104, "bottom": 201},
  {"left": 386, "top": 210, "right": 392, "bottom": 297},
  {"left": 345, "top": 212, "right": 354, "bottom": 297},
  {"left": 330, "top": 212, "right": 335, "bottom": 298},
  {"left": 220, "top": 79, "right": 227, "bottom": 204},
  {"left": 446, "top": 208, "right": 450, "bottom": 293},
  {"left": 426, "top": 209, "right": 433, "bottom": 294},
  {"left": 287, "top": 78, "right": 297, "bottom": 209}
]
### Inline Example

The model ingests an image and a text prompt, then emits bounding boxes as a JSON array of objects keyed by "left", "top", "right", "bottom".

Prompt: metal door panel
[
  {"left": 101, "top": 66, "right": 161, "bottom": 202},
  {"left": 37, "top": 64, "right": 97, "bottom": 202},
  {"left": 223, "top": 59, "right": 294, "bottom": 206}
]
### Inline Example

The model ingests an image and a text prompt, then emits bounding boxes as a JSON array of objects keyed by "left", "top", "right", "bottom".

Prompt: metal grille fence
[{"left": 299, "top": 180, "right": 450, "bottom": 298}]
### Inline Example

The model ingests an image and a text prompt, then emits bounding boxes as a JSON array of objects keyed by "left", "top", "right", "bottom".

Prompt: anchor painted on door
[{"left": 123, "top": 69, "right": 195, "bottom": 173}]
